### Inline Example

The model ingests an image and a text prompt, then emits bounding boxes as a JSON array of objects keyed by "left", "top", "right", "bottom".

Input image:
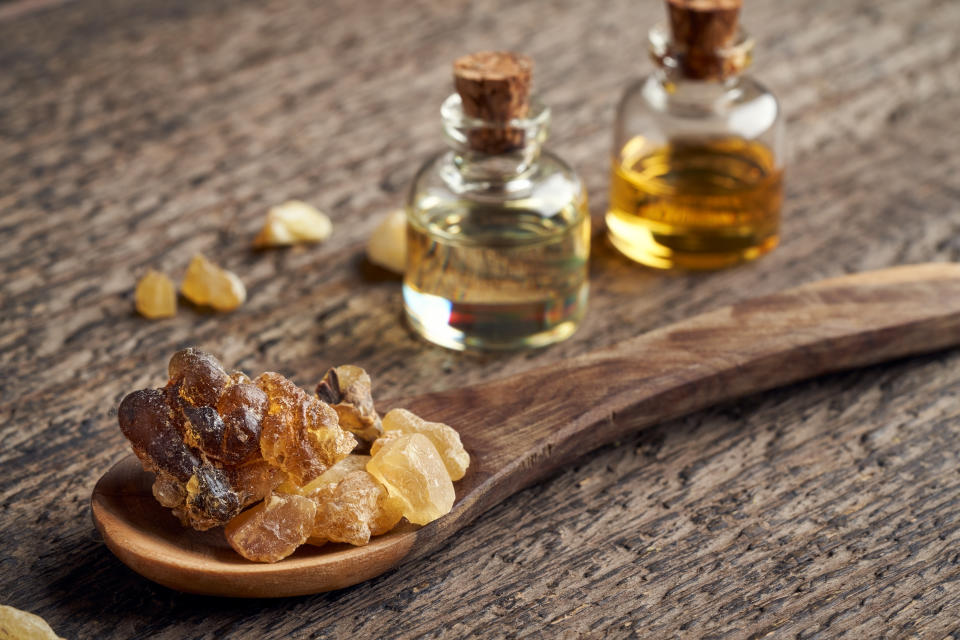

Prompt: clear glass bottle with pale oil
[
  {"left": 404, "top": 53, "right": 589, "bottom": 351},
  {"left": 607, "top": 0, "right": 784, "bottom": 270}
]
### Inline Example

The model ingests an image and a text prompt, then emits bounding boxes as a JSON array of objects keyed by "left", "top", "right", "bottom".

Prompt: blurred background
[{"left": 3, "top": 0, "right": 960, "bottom": 638}]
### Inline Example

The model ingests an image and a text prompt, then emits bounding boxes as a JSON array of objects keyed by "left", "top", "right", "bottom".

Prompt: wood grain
[{"left": 2, "top": 0, "right": 960, "bottom": 636}]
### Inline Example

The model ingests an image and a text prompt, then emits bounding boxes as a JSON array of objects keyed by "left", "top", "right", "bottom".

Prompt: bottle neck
[
  {"left": 440, "top": 94, "right": 550, "bottom": 192},
  {"left": 648, "top": 22, "right": 753, "bottom": 83}
]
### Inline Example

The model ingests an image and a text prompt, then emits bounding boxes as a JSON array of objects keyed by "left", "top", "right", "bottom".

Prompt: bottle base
[
  {"left": 403, "top": 284, "right": 588, "bottom": 351},
  {"left": 606, "top": 215, "right": 779, "bottom": 270}
]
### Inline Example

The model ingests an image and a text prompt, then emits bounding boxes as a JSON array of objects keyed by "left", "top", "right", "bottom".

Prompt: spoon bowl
[
  {"left": 93, "top": 457, "right": 422, "bottom": 596},
  {"left": 92, "top": 263, "right": 960, "bottom": 597}
]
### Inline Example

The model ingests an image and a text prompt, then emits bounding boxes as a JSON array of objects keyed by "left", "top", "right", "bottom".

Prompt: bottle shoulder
[
  {"left": 408, "top": 149, "right": 587, "bottom": 221},
  {"left": 617, "top": 72, "right": 781, "bottom": 140}
]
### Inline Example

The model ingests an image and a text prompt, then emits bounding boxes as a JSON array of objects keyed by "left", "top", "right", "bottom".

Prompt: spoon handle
[{"left": 404, "top": 263, "right": 960, "bottom": 554}]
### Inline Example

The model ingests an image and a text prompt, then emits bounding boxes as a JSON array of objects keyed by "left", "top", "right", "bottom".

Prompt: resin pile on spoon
[{"left": 117, "top": 348, "right": 469, "bottom": 562}]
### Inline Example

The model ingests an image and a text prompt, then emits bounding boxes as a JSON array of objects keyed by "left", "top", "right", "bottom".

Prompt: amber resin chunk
[
  {"left": 119, "top": 349, "right": 288, "bottom": 529},
  {"left": 274, "top": 454, "right": 394, "bottom": 548},
  {"left": 309, "top": 469, "right": 403, "bottom": 546},
  {"left": 372, "top": 408, "right": 470, "bottom": 481},
  {"left": 253, "top": 200, "right": 333, "bottom": 247},
  {"left": 366, "top": 433, "right": 455, "bottom": 526},
  {"left": 256, "top": 372, "right": 357, "bottom": 486},
  {"left": 225, "top": 493, "right": 317, "bottom": 563},
  {"left": 180, "top": 253, "right": 246, "bottom": 312},
  {"left": 134, "top": 269, "right": 177, "bottom": 319},
  {"left": 316, "top": 365, "right": 382, "bottom": 443},
  {"left": 118, "top": 388, "right": 200, "bottom": 482}
]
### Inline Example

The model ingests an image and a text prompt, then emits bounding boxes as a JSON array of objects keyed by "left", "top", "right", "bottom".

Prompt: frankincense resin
[
  {"left": 373, "top": 408, "right": 469, "bottom": 481},
  {"left": 116, "top": 348, "right": 469, "bottom": 562},
  {"left": 134, "top": 269, "right": 176, "bottom": 319},
  {"left": 366, "top": 433, "right": 456, "bottom": 526},
  {"left": 225, "top": 492, "right": 316, "bottom": 563},
  {"left": 180, "top": 254, "right": 246, "bottom": 311}
]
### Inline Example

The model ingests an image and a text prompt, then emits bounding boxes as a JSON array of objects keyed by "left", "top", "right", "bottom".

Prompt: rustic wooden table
[{"left": 3, "top": 0, "right": 960, "bottom": 637}]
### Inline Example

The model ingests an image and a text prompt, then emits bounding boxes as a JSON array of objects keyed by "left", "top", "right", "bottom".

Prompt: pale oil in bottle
[{"left": 403, "top": 51, "right": 590, "bottom": 351}]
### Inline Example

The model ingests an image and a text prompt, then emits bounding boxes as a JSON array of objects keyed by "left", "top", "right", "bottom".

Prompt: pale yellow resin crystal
[
  {"left": 0, "top": 605, "right": 64, "bottom": 640},
  {"left": 366, "top": 433, "right": 455, "bottom": 525},
  {"left": 134, "top": 269, "right": 176, "bottom": 319},
  {"left": 366, "top": 209, "right": 407, "bottom": 273},
  {"left": 180, "top": 253, "right": 246, "bottom": 312},
  {"left": 254, "top": 200, "right": 332, "bottom": 247},
  {"left": 373, "top": 408, "right": 470, "bottom": 480}
]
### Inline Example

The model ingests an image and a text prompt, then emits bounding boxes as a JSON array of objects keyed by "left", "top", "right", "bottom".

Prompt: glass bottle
[
  {"left": 403, "top": 92, "right": 590, "bottom": 351},
  {"left": 606, "top": 1, "right": 784, "bottom": 270}
]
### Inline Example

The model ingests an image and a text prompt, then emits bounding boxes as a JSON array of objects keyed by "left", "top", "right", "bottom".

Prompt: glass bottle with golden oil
[
  {"left": 404, "top": 52, "right": 590, "bottom": 351},
  {"left": 606, "top": 0, "right": 784, "bottom": 270}
]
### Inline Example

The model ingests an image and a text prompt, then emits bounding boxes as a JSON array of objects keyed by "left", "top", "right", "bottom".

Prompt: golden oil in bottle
[
  {"left": 607, "top": 136, "right": 782, "bottom": 270},
  {"left": 607, "top": 0, "right": 785, "bottom": 269}
]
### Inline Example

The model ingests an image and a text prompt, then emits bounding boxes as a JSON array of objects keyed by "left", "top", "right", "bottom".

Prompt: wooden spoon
[{"left": 92, "top": 263, "right": 960, "bottom": 597}]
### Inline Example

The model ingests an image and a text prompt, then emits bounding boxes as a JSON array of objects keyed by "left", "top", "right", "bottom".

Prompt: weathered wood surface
[{"left": 2, "top": 0, "right": 960, "bottom": 636}]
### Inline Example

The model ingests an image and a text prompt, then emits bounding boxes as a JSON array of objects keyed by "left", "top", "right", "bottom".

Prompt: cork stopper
[
  {"left": 453, "top": 51, "right": 533, "bottom": 153},
  {"left": 666, "top": 0, "right": 743, "bottom": 79}
]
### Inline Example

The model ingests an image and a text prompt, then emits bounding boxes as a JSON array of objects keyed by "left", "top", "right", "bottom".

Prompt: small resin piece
[
  {"left": 366, "top": 209, "right": 407, "bottom": 274},
  {"left": 366, "top": 433, "right": 455, "bottom": 526},
  {"left": 372, "top": 408, "right": 469, "bottom": 481},
  {"left": 256, "top": 372, "right": 357, "bottom": 486},
  {"left": 0, "top": 604, "right": 64, "bottom": 640},
  {"left": 134, "top": 269, "right": 177, "bottom": 319},
  {"left": 180, "top": 253, "right": 246, "bottom": 312},
  {"left": 316, "top": 365, "right": 382, "bottom": 443},
  {"left": 310, "top": 470, "right": 404, "bottom": 546},
  {"left": 253, "top": 200, "right": 332, "bottom": 247},
  {"left": 225, "top": 493, "right": 317, "bottom": 562}
]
